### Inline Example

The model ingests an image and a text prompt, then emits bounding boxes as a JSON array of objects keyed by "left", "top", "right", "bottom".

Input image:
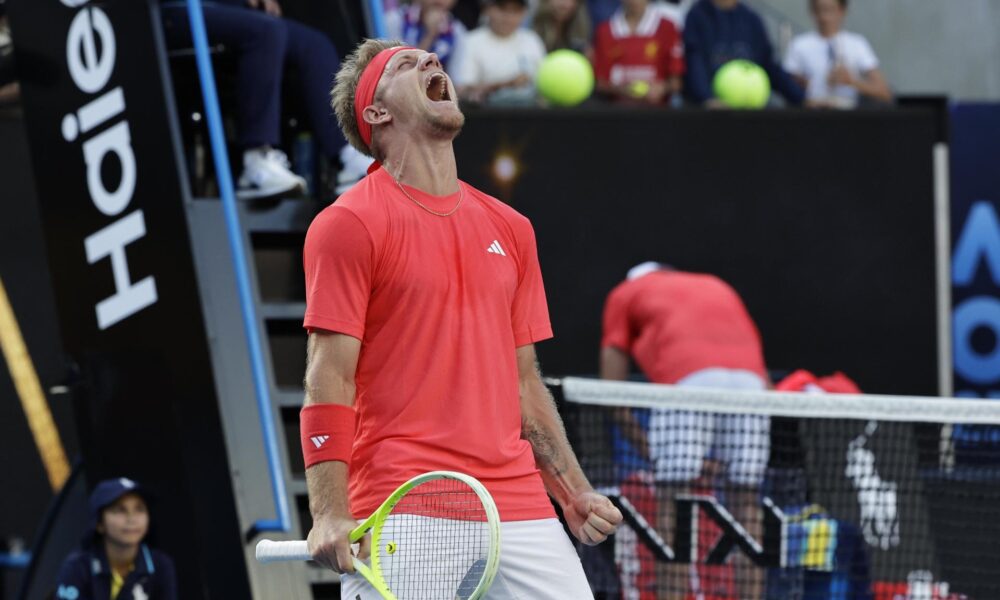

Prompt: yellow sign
[{"left": 0, "top": 277, "right": 69, "bottom": 491}]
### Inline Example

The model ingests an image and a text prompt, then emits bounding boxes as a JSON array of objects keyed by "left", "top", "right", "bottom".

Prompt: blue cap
[{"left": 89, "top": 477, "right": 148, "bottom": 524}]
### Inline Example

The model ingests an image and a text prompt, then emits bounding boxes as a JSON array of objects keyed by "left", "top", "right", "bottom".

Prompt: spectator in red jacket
[{"left": 593, "top": 0, "right": 685, "bottom": 104}]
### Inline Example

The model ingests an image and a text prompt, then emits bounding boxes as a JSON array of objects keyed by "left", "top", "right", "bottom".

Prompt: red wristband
[{"left": 300, "top": 404, "right": 356, "bottom": 468}]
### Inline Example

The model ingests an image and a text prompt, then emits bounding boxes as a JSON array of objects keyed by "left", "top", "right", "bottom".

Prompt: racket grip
[{"left": 255, "top": 539, "right": 311, "bottom": 563}]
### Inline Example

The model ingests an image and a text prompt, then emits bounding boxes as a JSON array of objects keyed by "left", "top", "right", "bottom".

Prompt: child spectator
[
  {"left": 683, "top": 0, "right": 804, "bottom": 107},
  {"left": 593, "top": 0, "right": 684, "bottom": 105},
  {"left": 532, "top": 0, "right": 592, "bottom": 55},
  {"left": 784, "top": 0, "right": 892, "bottom": 108},
  {"left": 385, "top": 0, "right": 468, "bottom": 72},
  {"left": 453, "top": 0, "right": 546, "bottom": 106},
  {"left": 55, "top": 478, "right": 177, "bottom": 600}
]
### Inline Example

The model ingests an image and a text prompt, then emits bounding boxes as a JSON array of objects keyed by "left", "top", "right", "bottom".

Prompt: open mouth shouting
[{"left": 425, "top": 71, "right": 453, "bottom": 103}]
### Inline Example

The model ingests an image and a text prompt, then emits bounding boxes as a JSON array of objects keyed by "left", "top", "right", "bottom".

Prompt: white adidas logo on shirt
[
  {"left": 486, "top": 240, "right": 506, "bottom": 256},
  {"left": 311, "top": 435, "right": 330, "bottom": 449}
]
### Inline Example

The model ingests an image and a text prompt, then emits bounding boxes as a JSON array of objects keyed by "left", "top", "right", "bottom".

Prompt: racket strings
[{"left": 379, "top": 479, "right": 491, "bottom": 599}]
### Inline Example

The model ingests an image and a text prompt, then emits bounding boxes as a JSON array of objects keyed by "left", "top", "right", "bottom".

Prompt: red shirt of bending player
[
  {"left": 601, "top": 263, "right": 766, "bottom": 384},
  {"left": 302, "top": 40, "right": 621, "bottom": 591}
]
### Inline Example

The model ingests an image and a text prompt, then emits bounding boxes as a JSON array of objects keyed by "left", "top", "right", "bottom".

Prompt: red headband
[{"left": 354, "top": 46, "right": 417, "bottom": 150}]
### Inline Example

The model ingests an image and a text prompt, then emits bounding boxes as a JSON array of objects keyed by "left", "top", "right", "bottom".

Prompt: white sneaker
[
  {"left": 335, "top": 145, "right": 376, "bottom": 195},
  {"left": 237, "top": 148, "right": 308, "bottom": 200}
]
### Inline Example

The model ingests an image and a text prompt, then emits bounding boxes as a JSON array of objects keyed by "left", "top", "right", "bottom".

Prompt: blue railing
[
  {"left": 183, "top": 0, "right": 290, "bottom": 535},
  {"left": 366, "top": 0, "right": 388, "bottom": 38}
]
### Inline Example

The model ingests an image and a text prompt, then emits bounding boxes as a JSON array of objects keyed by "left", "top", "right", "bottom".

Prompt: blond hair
[{"left": 331, "top": 38, "right": 405, "bottom": 159}]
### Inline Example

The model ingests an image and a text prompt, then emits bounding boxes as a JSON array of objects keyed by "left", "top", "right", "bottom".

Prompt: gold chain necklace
[{"left": 392, "top": 176, "right": 464, "bottom": 217}]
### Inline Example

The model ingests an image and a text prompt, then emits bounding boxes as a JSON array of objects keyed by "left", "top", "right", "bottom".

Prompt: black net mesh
[{"left": 555, "top": 377, "right": 1000, "bottom": 600}]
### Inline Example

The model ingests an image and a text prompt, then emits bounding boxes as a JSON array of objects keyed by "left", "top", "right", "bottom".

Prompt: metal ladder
[{"left": 185, "top": 196, "right": 340, "bottom": 599}]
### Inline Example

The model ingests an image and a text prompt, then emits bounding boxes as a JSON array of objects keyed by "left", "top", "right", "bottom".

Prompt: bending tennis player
[{"left": 299, "top": 39, "right": 622, "bottom": 598}]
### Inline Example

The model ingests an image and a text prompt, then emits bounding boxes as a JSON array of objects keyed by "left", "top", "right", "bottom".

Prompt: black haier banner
[{"left": 6, "top": 1, "right": 250, "bottom": 597}]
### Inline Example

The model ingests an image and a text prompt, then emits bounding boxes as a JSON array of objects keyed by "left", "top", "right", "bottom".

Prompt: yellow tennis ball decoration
[
  {"left": 713, "top": 59, "right": 771, "bottom": 109},
  {"left": 537, "top": 50, "right": 594, "bottom": 107}
]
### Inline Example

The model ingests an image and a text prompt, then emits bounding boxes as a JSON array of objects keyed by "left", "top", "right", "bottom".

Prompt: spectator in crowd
[
  {"left": 161, "top": 0, "right": 368, "bottom": 200},
  {"left": 532, "top": 0, "right": 592, "bottom": 55},
  {"left": 449, "top": 0, "right": 483, "bottom": 33},
  {"left": 601, "top": 262, "right": 769, "bottom": 600},
  {"left": 659, "top": 0, "right": 697, "bottom": 26},
  {"left": 55, "top": 478, "right": 177, "bottom": 600},
  {"left": 385, "top": 0, "right": 467, "bottom": 72},
  {"left": 453, "top": 0, "right": 546, "bottom": 105},
  {"left": 683, "top": 0, "right": 804, "bottom": 107},
  {"left": 784, "top": 0, "right": 892, "bottom": 108},
  {"left": 585, "top": 0, "right": 617, "bottom": 36},
  {"left": 593, "top": 0, "right": 684, "bottom": 105}
]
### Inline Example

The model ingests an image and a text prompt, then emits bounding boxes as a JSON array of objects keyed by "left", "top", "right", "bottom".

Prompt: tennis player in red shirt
[
  {"left": 601, "top": 262, "right": 769, "bottom": 599},
  {"left": 299, "top": 39, "right": 621, "bottom": 598}
]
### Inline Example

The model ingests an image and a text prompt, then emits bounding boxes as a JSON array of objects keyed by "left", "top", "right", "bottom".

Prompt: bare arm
[
  {"left": 599, "top": 346, "right": 630, "bottom": 381},
  {"left": 518, "top": 345, "right": 622, "bottom": 545},
  {"left": 595, "top": 79, "right": 670, "bottom": 104},
  {"left": 303, "top": 331, "right": 369, "bottom": 572},
  {"left": 854, "top": 68, "right": 893, "bottom": 103},
  {"left": 458, "top": 74, "right": 533, "bottom": 103},
  {"left": 417, "top": 8, "right": 448, "bottom": 50},
  {"left": 600, "top": 347, "right": 650, "bottom": 459},
  {"left": 595, "top": 79, "right": 628, "bottom": 99},
  {"left": 829, "top": 65, "right": 893, "bottom": 104}
]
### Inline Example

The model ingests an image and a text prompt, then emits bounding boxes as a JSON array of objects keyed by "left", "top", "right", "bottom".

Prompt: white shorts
[
  {"left": 648, "top": 368, "right": 770, "bottom": 486},
  {"left": 340, "top": 518, "right": 594, "bottom": 600}
]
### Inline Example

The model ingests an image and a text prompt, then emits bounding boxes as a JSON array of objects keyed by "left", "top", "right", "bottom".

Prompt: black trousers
[{"left": 161, "top": 1, "right": 346, "bottom": 158}]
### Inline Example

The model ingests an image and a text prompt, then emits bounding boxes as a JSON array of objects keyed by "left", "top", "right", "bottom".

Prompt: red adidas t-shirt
[
  {"left": 601, "top": 270, "right": 766, "bottom": 384},
  {"left": 593, "top": 9, "right": 685, "bottom": 89},
  {"left": 303, "top": 167, "right": 555, "bottom": 521}
]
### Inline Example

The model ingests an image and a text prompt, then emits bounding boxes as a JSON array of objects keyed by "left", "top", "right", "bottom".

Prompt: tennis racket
[{"left": 256, "top": 470, "right": 501, "bottom": 600}]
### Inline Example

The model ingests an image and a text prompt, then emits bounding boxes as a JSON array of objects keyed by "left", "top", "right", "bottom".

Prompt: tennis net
[{"left": 553, "top": 376, "right": 1000, "bottom": 600}]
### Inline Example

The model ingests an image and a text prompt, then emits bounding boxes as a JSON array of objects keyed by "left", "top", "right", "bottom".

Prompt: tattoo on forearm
[{"left": 523, "top": 417, "right": 566, "bottom": 477}]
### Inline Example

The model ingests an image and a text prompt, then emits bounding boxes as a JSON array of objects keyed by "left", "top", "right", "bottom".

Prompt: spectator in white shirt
[
  {"left": 453, "top": 0, "right": 547, "bottom": 105},
  {"left": 784, "top": 0, "right": 892, "bottom": 108}
]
